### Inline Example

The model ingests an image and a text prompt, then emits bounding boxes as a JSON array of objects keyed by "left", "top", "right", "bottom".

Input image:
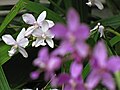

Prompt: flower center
[{"left": 42, "top": 33, "right": 47, "bottom": 39}]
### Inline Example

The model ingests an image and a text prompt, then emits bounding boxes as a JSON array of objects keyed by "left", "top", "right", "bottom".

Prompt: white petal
[
  {"left": 16, "top": 28, "right": 26, "bottom": 42},
  {"left": 41, "top": 21, "right": 49, "bottom": 32},
  {"left": 91, "top": 23, "right": 100, "bottom": 32},
  {"left": 25, "top": 26, "right": 35, "bottom": 36},
  {"left": 35, "top": 38, "right": 46, "bottom": 47},
  {"left": 22, "top": 13, "right": 36, "bottom": 25},
  {"left": 94, "top": 0, "right": 104, "bottom": 10},
  {"left": 32, "top": 41, "right": 36, "bottom": 47},
  {"left": 18, "top": 47, "right": 28, "bottom": 58},
  {"left": 37, "top": 11, "right": 46, "bottom": 24},
  {"left": 8, "top": 46, "right": 17, "bottom": 56},
  {"left": 46, "top": 20, "right": 55, "bottom": 28},
  {"left": 18, "top": 38, "right": 29, "bottom": 48},
  {"left": 32, "top": 28, "right": 43, "bottom": 37},
  {"left": 46, "top": 38, "right": 54, "bottom": 48},
  {"left": 98, "top": 25, "right": 105, "bottom": 37},
  {"left": 2, "top": 35, "right": 16, "bottom": 45},
  {"left": 86, "top": 1, "right": 92, "bottom": 7}
]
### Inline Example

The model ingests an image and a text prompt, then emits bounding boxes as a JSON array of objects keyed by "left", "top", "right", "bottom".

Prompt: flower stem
[
  {"left": 106, "top": 28, "right": 120, "bottom": 36},
  {"left": 115, "top": 72, "right": 120, "bottom": 90}
]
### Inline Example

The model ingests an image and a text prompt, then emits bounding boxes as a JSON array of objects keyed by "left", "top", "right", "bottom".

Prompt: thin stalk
[{"left": 106, "top": 28, "right": 120, "bottom": 36}]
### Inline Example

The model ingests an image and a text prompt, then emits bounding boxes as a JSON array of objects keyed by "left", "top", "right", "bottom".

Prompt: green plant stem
[
  {"left": 48, "top": 0, "right": 65, "bottom": 14},
  {"left": 115, "top": 72, "right": 120, "bottom": 90},
  {"left": 107, "top": 28, "right": 120, "bottom": 36}
]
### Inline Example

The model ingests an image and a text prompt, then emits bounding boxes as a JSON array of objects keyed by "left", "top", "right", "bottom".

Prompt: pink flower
[{"left": 86, "top": 41, "right": 120, "bottom": 90}]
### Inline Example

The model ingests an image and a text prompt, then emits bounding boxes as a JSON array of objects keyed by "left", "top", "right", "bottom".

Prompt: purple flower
[
  {"left": 86, "top": 41, "right": 120, "bottom": 90},
  {"left": 32, "top": 47, "right": 61, "bottom": 80},
  {"left": 51, "top": 8, "right": 90, "bottom": 60},
  {"left": 55, "top": 61, "right": 85, "bottom": 90}
]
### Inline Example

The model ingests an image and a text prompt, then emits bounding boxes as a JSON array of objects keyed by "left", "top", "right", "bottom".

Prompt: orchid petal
[
  {"left": 70, "top": 61, "right": 83, "bottom": 78},
  {"left": 48, "top": 57, "right": 61, "bottom": 71},
  {"left": 33, "top": 38, "right": 46, "bottom": 47},
  {"left": 18, "top": 47, "right": 28, "bottom": 58},
  {"left": 16, "top": 28, "right": 26, "bottom": 42},
  {"left": 46, "top": 20, "right": 55, "bottom": 28},
  {"left": 75, "top": 24, "right": 90, "bottom": 40},
  {"left": 94, "top": 0, "right": 104, "bottom": 10},
  {"left": 2, "top": 35, "right": 16, "bottom": 45},
  {"left": 38, "top": 47, "right": 49, "bottom": 60},
  {"left": 25, "top": 26, "right": 35, "bottom": 36},
  {"left": 107, "top": 56, "right": 120, "bottom": 72},
  {"left": 37, "top": 11, "right": 46, "bottom": 24},
  {"left": 102, "top": 72, "right": 115, "bottom": 90},
  {"left": 32, "top": 28, "right": 43, "bottom": 37},
  {"left": 86, "top": 70, "right": 101, "bottom": 89},
  {"left": 41, "top": 21, "right": 49, "bottom": 32},
  {"left": 76, "top": 42, "right": 89, "bottom": 58},
  {"left": 67, "top": 8, "right": 79, "bottom": 31},
  {"left": 51, "top": 23, "right": 67, "bottom": 39},
  {"left": 93, "top": 41, "right": 107, "bottom": 67},
  {"left": 22, "top": 13, "right": 36, "bottom": 25},
  {"left": 98, "top": 25, "right": 104, "bottom": 37},
  {"left": 57, "top": 74, "right": 70, "bottom": 85},
  {"left": 46, "top": 38, "right": 54, "bottom": 48},
  {"left": 18, "top": 38, "right": 29, "bottom": 48},
  {"left": 8, "top": 46, "right": 17, "bottom": 56}
]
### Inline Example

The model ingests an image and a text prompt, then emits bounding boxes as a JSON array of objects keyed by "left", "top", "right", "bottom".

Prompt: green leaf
[
  {"left": 0, "top": 0, "right": 28, "bottom": 36},
  {"left": 110, "top": 36, "right": 120, "bottom": 46},
  {"left": 100, "top": 14, "right": 120, "bottom": 29},
  {"left": 0, "top": 43, "right": 11, "bottom": 66},
  {"left": 0, "top": 67, "right": 11, "bottom": 90},
  {"left": 25, "top": 1, "right": 65, "bottom": 23},
  {"left": 82, "top": 63, "right": 90, "bottom": 79}
]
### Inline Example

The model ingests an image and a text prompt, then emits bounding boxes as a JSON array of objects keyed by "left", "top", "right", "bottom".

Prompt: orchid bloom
[
  {"left": 32, "top": 21, "right": 54, "bottom": 48},
  {"left": 2, "top": 28, "right": 29, "bottom": 58},
  {"left": 91, "top": 23, "right": 105, "bottom": 37},
  {"left": 56, "top": 61, "right": 85, "bottom": 90},
  {"left": 51, "top": 8, "right": 90, "bottom": 59},
  {"left": 22, "top": 11, "right": 54, "bottom": 36},
  {"left": 86, "top": 0, "right": 104, "bottom": 10},
  {"left": 31, "top": 47, "right": 61, "bottom": 80},
  {"left": 86, "top": 41, "right": 120, "bottom": 90}
]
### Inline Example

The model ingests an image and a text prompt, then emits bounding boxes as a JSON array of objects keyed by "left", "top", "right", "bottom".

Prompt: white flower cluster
[{"left": 2, "top": 11, "right": 55, "bottom": 58}]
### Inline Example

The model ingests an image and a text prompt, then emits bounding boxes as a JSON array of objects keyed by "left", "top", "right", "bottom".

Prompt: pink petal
[
  {"left": 107, "top": 56, "right": 120, "bottom": 72},
  {"left": 57, "top": 74, "right": 70, "bottom": 85},
  {"left": 38, "top": 47, "right": 49, "bottom": 62},
  {"left": 75, "top": 24, "right": 90, "bottom": 40},
  {"left": 86, "top": 70, "right": 101, "bottom": 89},
  {"left": 51, "top": 23, "right": 67, "bottom": 39},
  {"left": 70, "top": 61, "right": 83, "bottom": 78},
  {"left": 102, "top": 72, "right": 115, "bottom": 90},
  {"left": 67, "top": 8, "right": 80, "bottom": 31},
  {"left": 93, "top": 41, "right": 107, "bottom": 67},
  {"left": 76, "top": 42, "right": 89, "bottom": 58}
]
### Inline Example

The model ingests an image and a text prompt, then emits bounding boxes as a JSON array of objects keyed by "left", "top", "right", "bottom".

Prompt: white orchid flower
[
  {"left": 22, "top": 11, "right": 54, "bottom": 37},
  {"left": 2, "top": 28, "right": 29, "bottom": 58},
  {"left": 86, "top": 0, "right": 104, "bottom": 10},
  {"left": 32, "top": 21, "right": 54, "bottom": 48},
  {"left": 91, "top": 23, "right": 105, "bottom": 37}
]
